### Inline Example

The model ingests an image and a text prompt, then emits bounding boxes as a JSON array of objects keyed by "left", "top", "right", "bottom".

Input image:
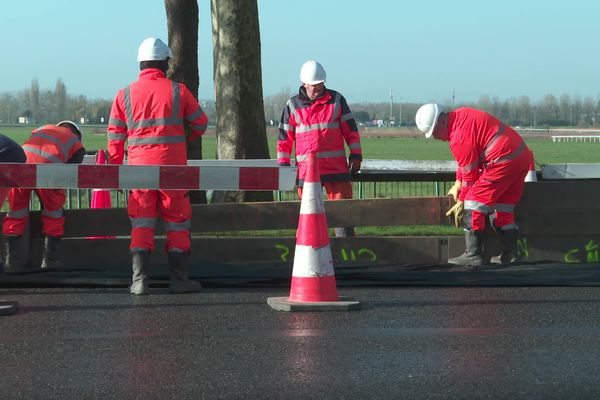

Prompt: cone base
[{"left": 267, "top": 296, "right": 360, "bottom": 312}]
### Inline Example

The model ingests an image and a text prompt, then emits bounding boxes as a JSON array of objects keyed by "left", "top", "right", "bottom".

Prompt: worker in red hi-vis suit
[
  {"left": 277, "top": 60, "right": 362, "bottom": 237},
  {"left": 107, "top": 37, "right": 208, "bottom": 295},
  {"left": 415, "top": 104, "right": 532, "bottom": 266},
  {"left": 2, "top": 121, "right": 85, "bottom": 273}
]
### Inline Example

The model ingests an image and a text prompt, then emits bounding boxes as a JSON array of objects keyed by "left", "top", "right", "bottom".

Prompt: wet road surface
[{"left": 1, "top": 286, "right": 600, "bottom": 399}]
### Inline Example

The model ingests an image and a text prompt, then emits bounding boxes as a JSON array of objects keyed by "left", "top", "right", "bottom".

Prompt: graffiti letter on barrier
[
  {"left": 585, "top": 240, "right": 599, "bottom": 262},
  {"left": 276, "top": 244, "right": 290, "bottom": 262},
  {"left": 564, "top": 248, "right": 579, "bottom": 263}
]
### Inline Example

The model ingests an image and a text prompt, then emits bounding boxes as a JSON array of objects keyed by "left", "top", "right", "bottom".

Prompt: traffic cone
[
  {"left": 267, "top": 151, "right": 360, "bottom": 311},
  {"left": 524, "top": 150, "right": 537, "bottom": 182},
  {"left": 87, "top": 149, "right": 115, "bottom": 239}
]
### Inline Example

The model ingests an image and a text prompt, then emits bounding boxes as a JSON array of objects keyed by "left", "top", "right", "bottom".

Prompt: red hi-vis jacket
[
  {"left": 23, "top": 125, "right": 85, "bottom": 164},
  {"left": 277, "top": 87, "right": 362, "bottom": 186},
  {"left": 107, "top": 68, "right": 208, "bottom": 166},
  {"left": 449, "top": 107, "right": 530, "bottom": 201}
]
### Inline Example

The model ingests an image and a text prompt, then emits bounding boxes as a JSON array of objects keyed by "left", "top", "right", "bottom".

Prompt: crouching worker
[
  {"left": 415, "top": 104, "right": 532, "bottom": 266},
  {"left": 0, "top": 134, "right": 26, "bottom": 205},
  {"left": 2, "top": 121, "right": 85, "bottom": 272},
  {"left": 0, "top": 134, "right": 26, "bottom": 271},
  {"left": 107, "top": 37, "right": 208, "bottom": 295}
]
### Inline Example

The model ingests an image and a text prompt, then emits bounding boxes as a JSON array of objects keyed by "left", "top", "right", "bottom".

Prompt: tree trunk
[
  {"left": 165, "top": 0, "right": 207, "bottom": 204},
  {"left": 210, "top": 0, "right": 273, "bottom": 203}
]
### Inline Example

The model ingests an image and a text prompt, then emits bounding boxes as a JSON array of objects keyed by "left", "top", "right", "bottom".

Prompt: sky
[{"left": 2, "top": 0, "right": 600, "bottom": 104}]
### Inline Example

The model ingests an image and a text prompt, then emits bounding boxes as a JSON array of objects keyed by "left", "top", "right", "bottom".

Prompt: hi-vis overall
[
  {"left": 107, "top": 68, "right": 207, "bottom": 253},
  {"left": 449, "top": 107, "right": 532, "bottom": 231}
]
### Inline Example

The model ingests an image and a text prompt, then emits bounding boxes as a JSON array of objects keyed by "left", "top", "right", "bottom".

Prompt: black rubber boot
[
  {"left": 40, "top": 236, "right": 63, "bottom": 269},
  {"left": 4, "top": 236, "right": 26, "bottom": 273},
  {"left": 168, "top": 252, "right": 202, "bottom": 294},
  {"left": 448, "top": 230, "right": 485, "bottom": 266},
  {"left": 490, "top": 229, "right": 519, "bottom": 264},
  {"left": 130, "top": 251, "right": 150, "bottom": 295}
]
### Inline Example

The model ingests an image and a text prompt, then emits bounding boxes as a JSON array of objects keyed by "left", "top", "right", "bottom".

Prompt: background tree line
[{"left": 2, "top": 81, "right": 600, "bottom": 129}]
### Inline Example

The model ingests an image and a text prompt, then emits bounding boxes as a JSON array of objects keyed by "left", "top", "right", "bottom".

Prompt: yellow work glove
[
  {"left": 447, "top": 180, "right": 461, "bottom": 202},
  {"left": 445, "top": 200, "right": 464, "bottom": 228}
]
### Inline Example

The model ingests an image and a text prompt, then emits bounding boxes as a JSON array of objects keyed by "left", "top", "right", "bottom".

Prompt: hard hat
[
  {"left": 300, "top": 60, "right": 326, "bottom": 85},
  {"left": 57, "top": 120, "right": 82, "bottom": 138},
  {"left": 137, "top": 37, "right": 173, "bottom": 62},
  {"left": 415, "top": 103, "right": 443, "bottom": 138}
]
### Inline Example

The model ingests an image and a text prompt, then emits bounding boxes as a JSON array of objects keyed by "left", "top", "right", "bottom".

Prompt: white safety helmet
[
  {"left": 415, "top": 103, "right": 443, "bottom": 138},
  {"left": 57, "top": 120, "right": 82, "bottom": 138},
  {"left": 300, "top": 60, "right": 326, "bottom": 85},
  {"left": 137, "top": 37, "right": 173, "bottom": 62}
]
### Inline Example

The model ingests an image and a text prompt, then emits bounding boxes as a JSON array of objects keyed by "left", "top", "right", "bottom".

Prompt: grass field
[{"left": 2, "top": 124, "right": 600, "bottom": 164}]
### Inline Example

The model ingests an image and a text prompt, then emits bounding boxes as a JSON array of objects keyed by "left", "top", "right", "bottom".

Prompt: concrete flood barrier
[{"left": 2, "top": 181, "right": 600, "bottom": 271}]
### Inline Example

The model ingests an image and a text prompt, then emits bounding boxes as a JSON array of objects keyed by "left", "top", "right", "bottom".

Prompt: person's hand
[
  {"left": 447, "top": 180, "right": 461, "bottom": 202},
  {"left": 349, "top": 159, "right": 361, "bottom": 173},
  {"left": 278, "top": 162, "right": 290, "bottom": 167},
  {"left": 445, "top": 200, "right": 464, "bottom": 228}
]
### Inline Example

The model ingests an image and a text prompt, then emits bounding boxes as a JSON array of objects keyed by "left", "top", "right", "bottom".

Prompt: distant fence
[{"left": 551, "top": 135, "right": 600, "bottom": 142}]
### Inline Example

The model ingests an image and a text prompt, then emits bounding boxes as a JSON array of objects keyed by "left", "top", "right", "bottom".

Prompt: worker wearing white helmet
[
  {"left": 277, "top": 60, "right": 363, "bottom": 237},
  {"left": 415, "top": 103, "right": 533, "bottom": 266},
  {"left": 107, "top": 37, "right": 208, "bottom": 295}
]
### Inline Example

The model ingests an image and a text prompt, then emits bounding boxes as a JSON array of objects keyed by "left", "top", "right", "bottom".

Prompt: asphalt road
[{"left": 1, "top": 286, "right": 600, "bottom": 399}]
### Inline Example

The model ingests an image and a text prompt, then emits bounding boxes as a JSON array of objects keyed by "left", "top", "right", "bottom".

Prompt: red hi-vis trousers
[
  {"left": 2, "top": 188, "right": 66, "bottom": 237},
  {"left": 297, "top": 181, "right": 353, "bottom": 200},
  {"left": 463, "top": 150, "right": 531, "bottom": 232},
  {"left": 128, "top": 189, "right": 192, "bottom": 253}
]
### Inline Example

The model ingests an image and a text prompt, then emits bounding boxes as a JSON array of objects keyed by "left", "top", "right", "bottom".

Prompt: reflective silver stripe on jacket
[
  {"left": 277, "top": 151, "right": 291, "bottom": 159},
  {"left": 163, "top": 220, "right": 191, "bottom": 232},
  {"left": 128, "top": 117, "right": 184, "bottom": 130},
  {"left": 41, "top": 208, "right": 64, "bottom": 218},
  {"left": 341, "top": 112, "right": 354, "bottom": 122},
  {"left": 185, "top": 108, "right": 204, "bottom": 122},
  {"left": 480, "top": 124, "right": 505, "bottom": 161},
  {"left": 22, "top": 145, "right": 63, "bottom": 163},
  {"left": 187, "top": 122, "right": 207, "bottom": 131},
  {"left": 466, "top": 201, "right": 516, "bottom": 214},
  {"left": 107, "top": 132, "right": 127, "bottom": 141},
  {"left": 130, "top": 217, "right": 158, "bottom": 229},
  {"left": 330, "top": 92, "right": 341, "bottom": 122},
  {"left": 296, "top": 150, "right": 346, "bottom": 162},
  {"left": 464, "top": 200, "right": 492, "bottom": 213},
  {"left": 295, "top": 122, "right": 340, "bottom": 134},
  {"left": 488, "top": 141, "right": 526, "bottom": 166},
  {"left": 279, "top": 122, "right": 291, "bottom": 131},
  {"left": 128, "top": 136, "right": 186, "bottom": 145},
  {"left": 108, "top": 118, "right": 127, "bottom": 128},
  {"left": 7, "top": 207, "right": 29, "bottom": 219},
  {"left": 287, "top": 99, "right": 301, "bottom": 124}
]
